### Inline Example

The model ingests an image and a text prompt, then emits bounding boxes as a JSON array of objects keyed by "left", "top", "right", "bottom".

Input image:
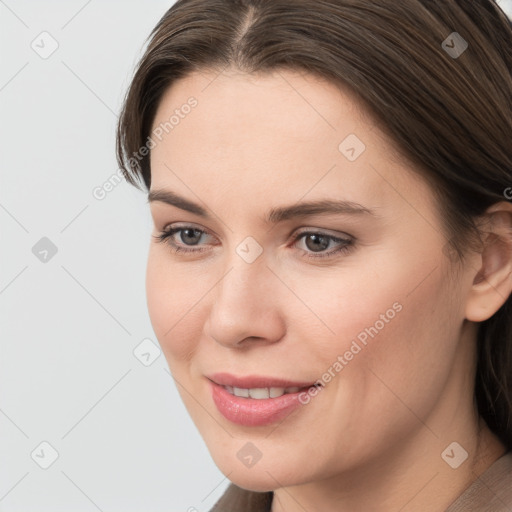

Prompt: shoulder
[
  {"left": 446, "top": 450, "right": 512, "bottom": 512},
  {"left": 209, "top": 483, "right": 273, "bottom": 512}
]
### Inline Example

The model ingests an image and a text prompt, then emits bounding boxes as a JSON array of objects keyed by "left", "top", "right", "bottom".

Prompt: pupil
[
  {"left": 306, "top": 234, "right": 329, "bottom": 252},
  {"left": 182, "top": 229, "right": 201, "bottom": 245}
]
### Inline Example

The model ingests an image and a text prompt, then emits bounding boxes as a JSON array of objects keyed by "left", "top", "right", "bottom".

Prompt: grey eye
[
  {"left": 303, "top": 234, "right": 331, "bottom": 252},
  {"left": 179, "top": 228, "right": 203, "bottom": 245}
]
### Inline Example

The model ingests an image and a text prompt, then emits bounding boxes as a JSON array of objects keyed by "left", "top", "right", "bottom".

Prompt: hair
[{"left": 116, "top": 0, "right": 512, "bottom": 449}]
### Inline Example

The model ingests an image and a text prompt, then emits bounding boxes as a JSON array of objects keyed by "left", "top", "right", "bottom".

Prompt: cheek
[
  {"left": 336, "top": 269, "right": 459, "bottom": 427},
  {"left": 284, "top": 262, "right": 407, "bottom": 361},
  {"left": 292, "top": 241, "right": 452, "bottom": 358},
  {"left": 145, "top": 249, "right": 204, "bottom": 365},
  {"left": 290, "top": 252, "right": 459, "bottom": 411},
  {"left": 274, "top": 266, "right": 459, "bottom": 471}
]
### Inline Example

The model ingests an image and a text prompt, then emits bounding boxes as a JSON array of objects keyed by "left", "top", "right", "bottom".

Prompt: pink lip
[
  {"left": 207, "top": 373, "right": 318, "bottom": 427},
  {"left": 207, "top": 372, "right": 316, "bottom": 389}
]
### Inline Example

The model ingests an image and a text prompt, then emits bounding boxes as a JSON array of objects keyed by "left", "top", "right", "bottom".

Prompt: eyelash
[{"left": 153, "top": 226, "right": 355, "bottom": 260}]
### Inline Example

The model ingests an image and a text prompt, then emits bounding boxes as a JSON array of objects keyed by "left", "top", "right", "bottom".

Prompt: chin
[
  {"left": 206, "top": 440, "right": 315, "bottom": 492},
  {"left": 216, "top": 464, "right": 284, "bottom": 493}
]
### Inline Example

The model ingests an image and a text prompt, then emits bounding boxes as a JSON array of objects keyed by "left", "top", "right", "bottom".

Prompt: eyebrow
[{"left": 147, "top": 189, "right": 378, "bottom": 224}]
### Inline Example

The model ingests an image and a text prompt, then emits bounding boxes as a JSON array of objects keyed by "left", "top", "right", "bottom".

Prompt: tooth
[
  {"left": 249, "top": 388, "right": 270, "bottom": 399},
  {"left": 228, "top": 386, "right": 301, "bottom": 399},
  {"left": 233, "top": 387, "right": 249, "bottom": 398},
  {"left": 269, "top": 387, "right": 285, "bottom": 398}
]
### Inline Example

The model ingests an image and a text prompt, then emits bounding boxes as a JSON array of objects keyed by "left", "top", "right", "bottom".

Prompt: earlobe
[{"left": 465, "top": 203, "right": 512, "bottom": 322}]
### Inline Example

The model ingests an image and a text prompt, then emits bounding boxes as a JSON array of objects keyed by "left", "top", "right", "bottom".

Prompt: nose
[{"left": 204, "top": 254, "right": 286, "bottom": 349}]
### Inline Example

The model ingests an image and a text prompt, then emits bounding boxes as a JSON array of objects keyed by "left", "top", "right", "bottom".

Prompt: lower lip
[{"left": 210, "top": 381, "right": 307, "bottom": 427}]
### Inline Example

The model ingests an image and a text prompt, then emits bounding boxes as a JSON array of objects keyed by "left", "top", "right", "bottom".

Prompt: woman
[{"left": 116, "top": 0, "right": 512, "bottom": 510}]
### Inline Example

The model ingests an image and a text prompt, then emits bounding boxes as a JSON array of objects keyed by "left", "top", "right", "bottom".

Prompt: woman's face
[{"left": 146, "top": 69, "right": 477, "bottom": 490}]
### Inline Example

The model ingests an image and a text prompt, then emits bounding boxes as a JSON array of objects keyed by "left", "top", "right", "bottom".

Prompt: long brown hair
[{"left": 116, "top": 0, "right": 512, "bottom": 448}]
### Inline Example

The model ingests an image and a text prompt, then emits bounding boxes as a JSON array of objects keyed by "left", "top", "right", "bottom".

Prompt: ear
[{"left": 465, "top": 201, "right": 512, "bottom": 322}]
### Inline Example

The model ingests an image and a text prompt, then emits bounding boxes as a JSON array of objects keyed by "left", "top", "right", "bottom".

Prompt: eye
[
  {"left": 153, "top": 225, "right": 213, "bottom": 254},
  {"left": 291, "top": 230, "right": 354, "bottom": 259},
  {"left": 153, "top": 225, "right": 355, "bottom": 259}
]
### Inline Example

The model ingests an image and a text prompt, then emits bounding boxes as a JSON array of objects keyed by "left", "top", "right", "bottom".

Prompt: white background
[{"left": 1, "top": 1, "right": 511, "bottom": 510}]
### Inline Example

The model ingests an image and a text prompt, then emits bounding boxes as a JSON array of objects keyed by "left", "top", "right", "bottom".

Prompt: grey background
[
  {"left": 1, "top": 0, "right": 511, "bottom": 510},
  {"left": 1, "top": 1, "right": 227, "bottom": 510}
]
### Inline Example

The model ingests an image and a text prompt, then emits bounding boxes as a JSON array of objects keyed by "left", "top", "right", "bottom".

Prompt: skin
[{"left": 146, "top": 68, "right": 512, "bottom": 511}]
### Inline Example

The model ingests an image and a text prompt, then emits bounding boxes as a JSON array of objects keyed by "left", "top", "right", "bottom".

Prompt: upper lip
[{"left": 207, "top": 372, "right": 318, "bottom": 389}]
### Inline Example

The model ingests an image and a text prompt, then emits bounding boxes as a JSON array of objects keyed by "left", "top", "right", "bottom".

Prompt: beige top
[{"left": 210, "top": 451, "right": 512, "bottom": 511}]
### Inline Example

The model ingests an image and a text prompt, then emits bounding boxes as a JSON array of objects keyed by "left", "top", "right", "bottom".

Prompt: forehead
[{"left": 149, "top": 69, "right": 433, "bottom": 221}]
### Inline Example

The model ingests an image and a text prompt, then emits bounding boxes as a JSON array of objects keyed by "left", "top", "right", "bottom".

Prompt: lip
[
  {"left": 207, "top": 372, "right": 316, "bottom": 389},
  {"left": 207, "top": 373, "right": 319, "bottom": 427}
]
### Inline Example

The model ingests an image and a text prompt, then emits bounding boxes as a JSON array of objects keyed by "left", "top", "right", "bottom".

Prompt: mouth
[
  {"left": 208, "top": 372, "right": 318, "bottom": 398},
  {"left": 207, "top": 372, "right": 323, "bottom": 426}
]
